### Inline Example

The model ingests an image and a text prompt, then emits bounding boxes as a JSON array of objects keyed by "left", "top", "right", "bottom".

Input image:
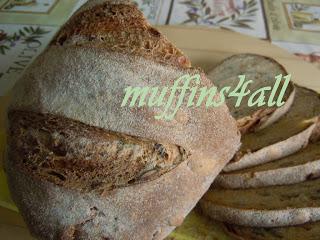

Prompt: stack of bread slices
[{"left": 200, "top": 54, "right": 320, "bottom": 239}]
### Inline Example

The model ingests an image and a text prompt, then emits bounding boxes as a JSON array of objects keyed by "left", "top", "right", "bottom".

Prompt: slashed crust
[{"left": 6, "top": 1, "right": 240, "bottom": 240}]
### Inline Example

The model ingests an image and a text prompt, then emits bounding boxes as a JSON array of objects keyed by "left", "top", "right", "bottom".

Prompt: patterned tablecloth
[{"left": 0, "top": 0, "right": 319, "bottom": 96}]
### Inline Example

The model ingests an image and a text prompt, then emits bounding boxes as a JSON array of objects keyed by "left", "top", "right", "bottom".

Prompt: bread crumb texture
[
  {"left": 8, "top": 110, "right": 188, "bottom": 193},
  {"left": 52, "top": 2, "right": 191, "bottom": 68},
  {"left": 204, "top": 177, "right": 320, "bottom": 210},
  {"left": 237, "top": 87, "right": 320, "bottom": 157}
]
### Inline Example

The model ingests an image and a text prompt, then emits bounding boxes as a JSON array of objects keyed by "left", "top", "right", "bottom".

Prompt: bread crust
[
  {"left": 10, "top": 46, "right": 239, "bottom": 163},
  {"left": 217, "top": 160, "right": 320, "bottom": 189},
  {"left": 7, "top": 147, "right": 230, "bottom": 240},
  {"left": 223, "top": 219, "right": 320, "bottom": 240},
  {"left": 200, "top": 201, "right": 320, "bottom": 228},
  {"left": 239, "top": 87, "right": 296, "bottom": 134},
  {"left": 53, "top": 1, "right": 191, "bottom": 68},
  {"left": 6, "top": 1, "right": 240, "bottom": 239},
  {"left": 200, "top": 178, "right": 320, "bottom": 228}
]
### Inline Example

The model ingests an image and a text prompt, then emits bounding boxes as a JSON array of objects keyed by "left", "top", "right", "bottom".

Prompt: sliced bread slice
[
  {"left": 208, "top": 54, "right": 295, "bottom": 133},
  {"left": 224, "top": 86, "right": 320, "bottom": 172},
  {"left": 223, "top": 221, "right": 320, "bottom": 240},
  {"left": 200, "top": 178, "right": 320, "bottom": 228},
  {"left": 216, "top": 136, "right": 320, "bottom": 189}
]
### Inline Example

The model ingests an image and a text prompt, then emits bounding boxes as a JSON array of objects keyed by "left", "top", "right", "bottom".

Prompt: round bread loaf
[{"left": 5, "top": 1, "right": 240, "bottom": 240}]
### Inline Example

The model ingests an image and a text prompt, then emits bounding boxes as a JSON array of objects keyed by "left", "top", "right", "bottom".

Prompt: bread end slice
[{"left": 208, "top": 54, "right": 295, "bottom": 134}]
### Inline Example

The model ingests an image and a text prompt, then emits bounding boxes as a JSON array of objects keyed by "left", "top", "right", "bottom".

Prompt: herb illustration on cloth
[
  {"left": 0, "top": 24, "right": 58, "bottom": 96},
  {"left": 0, "top": 0, "right": 58, "bottom": 13},
  {"left": 133, "top": 0, "right": 172, "bottom": 25},
  {"left": 284, "top": 3, "right": 320, "bottom": 32},
  {"left": 264, "top": 0, "right": 320, "bottom": 45},
  {"left": 181, "top": 0, "right": 258, "bottom": 29},
  {"left": 168, "top": 0, "right": 266, "bottom": 38},
  {"left": 0, "top": 26, "right": 49, "bottom": 55}
]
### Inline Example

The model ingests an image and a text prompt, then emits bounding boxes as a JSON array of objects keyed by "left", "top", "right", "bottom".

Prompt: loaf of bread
[
  {"left": 5, "top": 1, "right": 240, "bottom": 240},
  {"left": 224, "top": 86, "right": 320, "bottom": 172},
  {"left": 207, "top": 54, "right": 295, "bottom": 134}
]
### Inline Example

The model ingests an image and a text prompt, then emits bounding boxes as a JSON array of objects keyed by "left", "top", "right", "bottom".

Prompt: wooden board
[{"left": 1, "top": 25, "right": 320, "bottom": 239}]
